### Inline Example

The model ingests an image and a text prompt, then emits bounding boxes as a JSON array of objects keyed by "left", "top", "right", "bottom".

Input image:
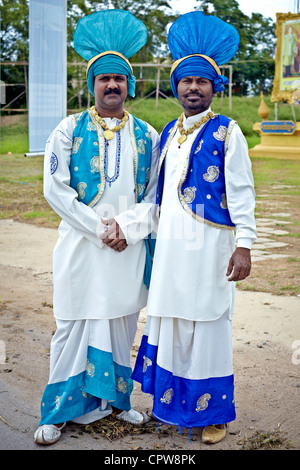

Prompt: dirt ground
[{"left": 0, "top": 217, "right": 299, "bottom": 452}]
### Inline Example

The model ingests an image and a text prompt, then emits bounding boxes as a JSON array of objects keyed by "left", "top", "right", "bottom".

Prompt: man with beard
[
  {"left": 34, "top": 10, "right": 159, "bottom": 445},
  {"left": 132, "top": 12, "right": 256, "bottom": 445}
]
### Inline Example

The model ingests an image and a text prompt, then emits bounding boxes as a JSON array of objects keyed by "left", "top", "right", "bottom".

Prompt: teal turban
[{"left": 73, "top": 10, "right": 147, "bottom": 98}]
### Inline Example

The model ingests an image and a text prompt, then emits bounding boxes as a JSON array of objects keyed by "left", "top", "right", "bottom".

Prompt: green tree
[
  {"left": 1, "top": 0, "right": 175, "bottom": 109},
  {"left": 0, "top": 0, "right": 29, "bottom": 109}
]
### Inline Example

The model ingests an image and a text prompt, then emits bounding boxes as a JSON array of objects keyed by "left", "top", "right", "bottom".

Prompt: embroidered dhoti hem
[
  {"left": 40, "top": 314, "right": 138, "bottom": 425},
  {"left": 132, "top": 314, "right": 236, "bottom": 429}
]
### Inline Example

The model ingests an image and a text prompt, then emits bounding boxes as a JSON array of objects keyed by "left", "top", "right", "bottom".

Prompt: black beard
[
  {"left": 182, "top": 102, "right": 208, "bottom": 113},
  {"left": 180, "top": 93, "right": 213, "bottom": 115}
]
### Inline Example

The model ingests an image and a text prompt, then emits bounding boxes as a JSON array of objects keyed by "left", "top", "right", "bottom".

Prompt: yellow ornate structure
[{"left": 249, "top": 12, "right": 300, "bottom": 160}]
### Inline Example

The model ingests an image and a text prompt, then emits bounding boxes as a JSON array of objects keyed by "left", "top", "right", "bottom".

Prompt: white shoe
[
  {"left": 34, "top": 423, "right": 66, "bottom": 445},
  {"left": 116, "top": 409, "right": 150, "bottom": 425}
]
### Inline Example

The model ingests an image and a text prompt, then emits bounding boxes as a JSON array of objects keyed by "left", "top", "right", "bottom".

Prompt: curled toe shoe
[
  {"left": 201, "top": 424, "right": 227, "bottom": 444},
  {"left": 34, "top": 423, "right": 66, "bottom": 445},
  {"left": 116, "top": 409, "right": 150, "bottom": 425}
]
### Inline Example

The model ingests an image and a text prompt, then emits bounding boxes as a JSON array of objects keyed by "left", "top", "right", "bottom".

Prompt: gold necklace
[
  {"left": 177, "top": 111, "right": 214, "bottom": 144},
  {"left": 91, "top": 106, "right": 129, "bottom": 140}
]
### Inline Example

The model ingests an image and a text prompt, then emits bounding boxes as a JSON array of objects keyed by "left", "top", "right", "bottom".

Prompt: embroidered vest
[
  {"left": 157, "top": 114, "right": 236, "bottom": 230},
  {"left": 69, "top": 108, "right": 153, "bottom": 206},
  {"left": 69, "top": 108, "right": 154, "bottom": 288}
]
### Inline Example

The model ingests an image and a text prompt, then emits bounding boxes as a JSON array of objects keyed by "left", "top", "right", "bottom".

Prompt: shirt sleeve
[
  {"left": 43, "top": 116, "right": 103, "bottom": 248},
  {"left": 225, "top": 123, "right": 257, "bottom": 249},
  {"left": 114, "top": 125, "right": 160, "bottom": 245}
]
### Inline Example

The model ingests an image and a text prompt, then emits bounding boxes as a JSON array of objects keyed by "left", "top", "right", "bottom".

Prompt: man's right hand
[{"left": 99, "top": 218, "right": 128, "bottom": 252}]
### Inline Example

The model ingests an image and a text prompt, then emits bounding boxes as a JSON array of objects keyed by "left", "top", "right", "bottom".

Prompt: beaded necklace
[
  {"left": 91, "top": 105, "right": 128, "bottom": 141},
  {"left": 177, "top": 111, "right": 214, "bottom": 144}
]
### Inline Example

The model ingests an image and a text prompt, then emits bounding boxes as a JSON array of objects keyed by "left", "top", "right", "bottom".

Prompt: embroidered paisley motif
[
  {"left": 183, "top": 186, "right": 197, "bottom": 203},
  {"left": 77, "top": 182, "right": 87, "bottom": 200},
  {"left": 72, "top": 137, "right": 83, "bottom": 154},
  {"left": 137, "top": 139, "right": 146, "bottom": 154},
  {"left": 160, "top": 388, "right": 174, "bottom": 404},
  {"left": 194, "top": 139, "right": 204, "bottom": 153},
  {"left": 86, "top": 359, "right": 95, "bottom": 377},
  {"left": 220, "top": 193, "right": 228, "bottom": 209},
  {"left": 213, "top": 125, "right": 227, "bottom": 141},
  {"left": 195, "top": 393, "right": 211, "bottom": 412},
  {"left": 55, "top": 395, "right": 62, "bottom": 410},
  {"left": 116, "top": 377, "right": 128, "bottom": 394},
  {"left": 203, "top": 165, "right": 219, "bottom": 183},
  {"left": 143, "top": 356, "right": 152, "bottom": 373},
  {"left": 90, "top": 155, "right": 100, "bottom": 174},
  {"left": 137, "top": 183, "right": 146, "bottom": 197},
  {"left": 87, "top": 121, "right": 97, "bottom": 132}
]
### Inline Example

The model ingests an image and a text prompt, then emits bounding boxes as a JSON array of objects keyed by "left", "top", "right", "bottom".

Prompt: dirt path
[{"left": 0, "top": 219, "right": 300, "bottom": 451}]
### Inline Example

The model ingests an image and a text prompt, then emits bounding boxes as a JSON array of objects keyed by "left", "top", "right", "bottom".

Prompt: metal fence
[{"left": 0, "top": 61, "right": 233, "bottom": 114}]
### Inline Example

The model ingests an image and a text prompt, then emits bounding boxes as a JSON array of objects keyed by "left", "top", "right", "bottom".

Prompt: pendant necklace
[
  {"left": 177, "top": 111, "right": 214, "bottom": 147},
  {"left": 91, "top": 106, "right": 128, "bottom": 144}
]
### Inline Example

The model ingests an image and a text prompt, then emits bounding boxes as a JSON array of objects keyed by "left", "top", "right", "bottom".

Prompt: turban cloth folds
[
  {"left": 167, "top": 12, "right": 240, "bottom": 98},
  {"left": 73, "top": 9, "right": 147, "bottom": 97}
]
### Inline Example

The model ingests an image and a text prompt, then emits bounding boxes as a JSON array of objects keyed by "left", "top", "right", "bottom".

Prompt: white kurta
[
  {"left": 147, "top": 109, "right": 257, "bottom": 322},
  {"left": 43, "top": 114, "right": 160, "bottom": 321}
]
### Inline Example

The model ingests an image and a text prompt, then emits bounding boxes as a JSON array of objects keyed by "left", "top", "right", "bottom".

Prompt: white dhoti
[
  {"left": 39, "top": 113, "right": 160, "bottom": 426},
  {"left": 132, "top": 110, "right": 256, "bottom": 429},
  {"left": 40, "top": 313, "right": 138, "bottom": 425},
  {"left": 132, "top": 314, "right": 235, "bottom": 429}
]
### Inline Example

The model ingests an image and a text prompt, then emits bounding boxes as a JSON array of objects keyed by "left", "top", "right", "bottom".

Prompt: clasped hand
[{"left": 99, "top": 218, "right": 128, "bottom": 252}]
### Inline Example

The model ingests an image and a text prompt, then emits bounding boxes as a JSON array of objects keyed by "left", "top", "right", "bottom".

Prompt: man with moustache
[
  {"left": 34, "top": 10, "right": 159, "bottom": 445},
  {"left": 132, "top": 12, "right": 256, "bottom": 444}
]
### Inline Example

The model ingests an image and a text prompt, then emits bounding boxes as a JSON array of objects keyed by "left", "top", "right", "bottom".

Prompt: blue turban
[
  {"left": 73, "top": 10, "right": 147, "bottom": 98},
  {"left": 168, "top": 12, "right": 240, "bottom": 98}
]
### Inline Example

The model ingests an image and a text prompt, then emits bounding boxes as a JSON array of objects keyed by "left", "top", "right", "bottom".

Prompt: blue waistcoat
[
  {"left": 157, "top": 114, "right": 236, "bottom": 230},
  {"left": 69, "top": 108, "right": 155, "bottom": 288},
  {"left": 70, "top": 109, "right": 152, "bottom": 206}
]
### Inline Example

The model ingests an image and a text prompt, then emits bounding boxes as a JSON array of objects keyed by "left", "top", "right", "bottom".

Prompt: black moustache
[{"left": 104, "top": 89, "right": 121, "bottom": 95}]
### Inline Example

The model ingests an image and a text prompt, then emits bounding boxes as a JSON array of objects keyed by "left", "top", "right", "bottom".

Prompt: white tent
[{"left": 27, "top": 0, "right": 67, "bottom": 155}]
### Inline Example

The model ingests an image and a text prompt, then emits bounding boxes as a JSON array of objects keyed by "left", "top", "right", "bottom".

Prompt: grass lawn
[{"left": 2, "top": 95, "right": 296, "bottom": 154}]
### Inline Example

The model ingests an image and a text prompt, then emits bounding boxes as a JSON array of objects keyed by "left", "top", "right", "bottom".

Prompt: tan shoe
[{"left": 201, "top": 424, "right": 227, "bottom": 444}]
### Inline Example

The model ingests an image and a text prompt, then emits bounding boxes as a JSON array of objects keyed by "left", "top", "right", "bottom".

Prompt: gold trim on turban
[
  {"left": 86, "top": 51, "right": 133, "bottom": 77},
  {"left": 170, "top": 54, "right": 221, "bottom": 77}
]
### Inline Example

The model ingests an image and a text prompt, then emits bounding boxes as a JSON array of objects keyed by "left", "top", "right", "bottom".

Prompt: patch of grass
[
  {"left": 2, "top": 95, "right": 288, "bottom": 152},
  {"left": 0, "top": 115, "right": 29, "bottom": 154},
  {"left": 239, "top": 429, "right": 293, "bottom": 450},
  {"left": 0, "top": 153, "right": 59, "bottom": 228},
  {"left": 280, "top": 284, "right": 300, "bottom": 294},
  {"left": 126, "top": 95, "right": 284, "bottom": 144},
  {"left": 251, "top": 157, "right": 300, "bottom": 193}
]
